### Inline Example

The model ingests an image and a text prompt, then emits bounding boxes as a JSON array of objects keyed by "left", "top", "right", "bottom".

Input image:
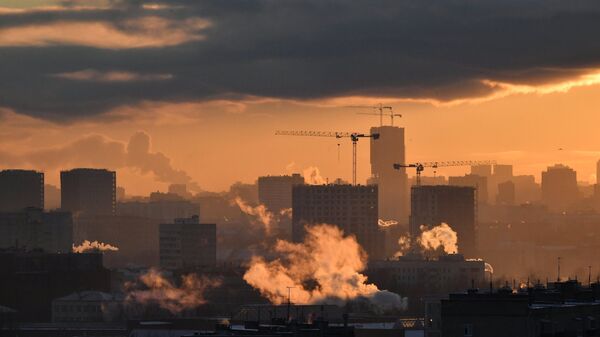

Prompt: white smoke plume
[
  {"left": 419, "top": 223, "right": 458, "bottom": 254},
  {"left": 243, "top": 224, "right": 407, "bottom": 311},
  {"left": 394, "top": 223, "right": 458, "bottom": 257},
  {"left": 280, "top": 208, "right": 292, "bottom": 218},
  {"left": 378, "top": 219, "right": 398, "bottom": 227},
  {"left": 125, "top": 268, "right": 222, "bottom": 314},
  {"left": 72, "top": 240, "right": 119, "bottom": 253},
  {"left": 233, "top": 197, "right": 275, "bottom": 235},
  {"left": 303, "top": 166, "right": 326, "bottom": 185}
]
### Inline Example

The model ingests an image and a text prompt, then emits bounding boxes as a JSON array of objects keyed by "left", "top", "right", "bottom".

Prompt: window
[{"left": 463, "top": 323, "right": 473, "bottom": 337}]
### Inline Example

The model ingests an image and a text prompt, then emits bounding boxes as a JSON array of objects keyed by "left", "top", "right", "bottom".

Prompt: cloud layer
[{"left": 2, "top": 0, "right": 600, "bottom": 120}]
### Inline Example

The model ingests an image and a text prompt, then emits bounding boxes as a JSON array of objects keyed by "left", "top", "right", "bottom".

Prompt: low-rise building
[{"left": 52, "top": 291, "right": 123, "bottom": 323}]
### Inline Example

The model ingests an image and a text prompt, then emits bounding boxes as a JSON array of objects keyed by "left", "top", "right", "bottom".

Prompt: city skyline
[{"left": 1, "top": 1, "right": 600, "bottom": 194}]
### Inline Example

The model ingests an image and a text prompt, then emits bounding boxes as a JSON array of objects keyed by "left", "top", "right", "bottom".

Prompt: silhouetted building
[
  {"left": 440, "top": 281, "right": 600, "bottom": 337},
  {"left": 0, "top": 250, "right": 110, "bottom": 322},
  {"left": 0, "top": 208, "right": 72, "bottom": 253},
  {"left": 449, "top": 174, "right": 488, "bottom": 205},
  {"left": 493, "top": 164, "right": 513, "bottom": 182},
  {"left": 512, "top": 175, "right": 541, "bottom": 204},
  {"left": 471, "top": 164, "right": 492, "bottom": 178},
  {"left": 258, "top": 174, "right": 304, "bottom": 213},
  {"left": 74, "top": 215, "right": 159, "bottom": 268},
  {"left": 160, "top": 215, "right": 216, "bottom": 270},
  {"left": 496, "top": 180, "right": 515, "bottom": 205},
  {"left": 168, "top": 184, "right": 192, "bottom": 198},
  {"left": 410, "top": 186, "right": 477, "bottom": 258},
  {"left": 118, "top": 198, "right": 200, "bottom": 224},
  {"left": 52, "top": 291, "right": 123, "bottom": 323},
  {"left": 0, "top": 169, "right": 44, "bottom": 212},
  {"left": 370, "top": 126, "right": 408, "bottom": 224},
  {"left": 369, "top": 254, "right": 486, "bottom": 313},
  {"left": 541, "top": 164, "right": 579, "bottom": 212},
  {"left": 292, "top": 184, "right": 383, "bottom": 259},
  {"left": 61, "top": 168, "right": 116, "bottom": 216}
]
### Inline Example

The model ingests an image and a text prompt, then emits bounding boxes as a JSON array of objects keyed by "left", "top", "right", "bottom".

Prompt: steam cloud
[
  {"left": 395, "top": 223, "right": 458, "bottom": 256},
  {"left": 243, "top": 224, "right": 407, "bottom": 311},
  {"left": 419, "top": 223, "right": 458, "bottom": 254},
  {"left": 125, "top": 269, "right": 222, "bottom": 314},
  {"left": 72, "top": 240, "right": 119, "bottom": 253},
  {"left": 232, "top": 197, "right": 275, "bottom": 235},
  {"left": 0, "top": 131, "right": 200, "bottom": 191},
  {"left": 303, "top": 166, "right": 326, "bottom": 185}
]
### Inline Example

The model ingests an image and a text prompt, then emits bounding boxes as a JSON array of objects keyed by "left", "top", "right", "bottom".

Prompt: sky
[{"left": 1, "top": 0, "right": 600, "bottom": 195}]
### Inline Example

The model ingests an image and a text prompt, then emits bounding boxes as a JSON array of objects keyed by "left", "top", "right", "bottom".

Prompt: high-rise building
[
  {"left": 448, "top": 174, "right": 488, "bottom": 205},
  {"left": 258, "top": 174, "right": 305, "bottom": 213},
  {"left": 370, "top": 126, "right": 408, "bottom": 224},
  {"left": 0, "top": 208, "right": 73, "bottom": 253},
  {"left": 512, "top": 175, "right": 541, "bottom": 204},
  {"left": 541, "top": 164, "right": 579, "bottom": 212},
  {"left": 292, "top": 184, "right": 383, "bottom": 259},
  {"left": 159, "top": 215, "right": 216, "bottom": 270},
  {"left": 60, "top": 168, "right": 116, "bottom": 216},
  {"left": 493, "top": 164, "right": 513, "bottom": 183},
  {"left": 410, "top": 185, "right": 477, "bottom": 257},
  {"left": 470, "top": 165, "right": 492, "bottom": 178},
  {"left": 496, "top": 180, "right": 515, "bottom": 205},
  {"left": 118, "top": 198, "right": 200, "bottom": 224},
  {"left": 0, "top": 170, "right": 44, "bottom": 212}
]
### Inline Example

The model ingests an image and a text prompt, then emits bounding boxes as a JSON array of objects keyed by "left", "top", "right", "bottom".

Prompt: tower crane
[
  {"left": 345, "top": 103, "right": 395, "bottom": 126},
  {"left": 275, "top": 130, "right": 379, "bottom": 186},
  {"left": 393, "top": 160, "right": 497, "bottom": 186}
]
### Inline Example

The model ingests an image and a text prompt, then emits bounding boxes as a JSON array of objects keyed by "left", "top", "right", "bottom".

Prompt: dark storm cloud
[{"left": 2, "top": 0, "right": 600, "bottom": 120}]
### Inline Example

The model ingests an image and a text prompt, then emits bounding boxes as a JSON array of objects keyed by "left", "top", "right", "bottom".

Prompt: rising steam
[
  {"left": 125, "top": 268, "right": 222, "bottom": 314},
  {"left": 303, "top": 166, "right": 326, "bottom": 185},
  {"left": 233, "top": 197, "right": 275, "bottom": 234},
  {"left": 419, "top": 223, "right": 458, "bottom": 254},
  {"left": 72, "top": 240, "right": 119, "bottom": 253},
  {"left": 243, "top": 224, "right": 407, "bottom": 311},
  {"left": 395, "top": 223, "right": 458, "bottom": 256}
]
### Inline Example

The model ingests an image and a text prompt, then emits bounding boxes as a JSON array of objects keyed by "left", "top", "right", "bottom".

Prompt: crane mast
[{"left": 275, "top": 130, "right": 379, "bottom": 185}]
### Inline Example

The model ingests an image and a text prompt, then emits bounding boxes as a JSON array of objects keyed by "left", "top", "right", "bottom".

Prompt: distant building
[
  {"left": 440, "top": 280, "right": 600, "bottom": 337},
  {"left": 118, "top": 197, "right": 200, "bottom": 224},
  {"left": 258, "top": 174, "right": 305, "bottom": 213},
  {"left": 449, "top": 174, "right": 488, "bottom": 205},
  {"left": 52, "top": 291, "right": 123, "bottom": 323},
  {"left": 44, "top": 184, "right": 61, "bottom": 210},
  {"left": 61, "top": 168, "right": 116, "bottom": 216},
  {"left": 410, "top": 185, "right": 477, "bottom": 258},
  {"left": 368, "top": 254, "right": 486, "bottom": 313},
  {"left": 370, "top": 126, "right": 409, "bottom": 224},
  {"left": 496, "top": 180, "right": 515, "bottom": 205},
  {"left": 470, "top": 164, "right": 492, "bottom": 178},
  {"left": 160, "top": 215, "right": 216, "bottom": 270},
  {"left": 0, "top": 169, "right": 44, "bottom": 212},
  {"left": 493, "top": 164, "right": 513, "bottom": 182},
  {"left": 74, "top": 215, "right": 159, "bottom": 268},
  {"left": 0, "top": 250, "right": 110, "bottom": 322},
  {"left": 168, "top": 184, "right": 192, "bottom": 198},
  {"left": 541, "top": 164, "right": 579, "bottom": 212},
  {"left": 292, "top": 184, "right": 383, "bottom": 259},
  {"left": 512, "top": 175, "right": 541, "bottom": 204},
  {"left": 0, "top": 208, "right": 72, "bottom": 253}
]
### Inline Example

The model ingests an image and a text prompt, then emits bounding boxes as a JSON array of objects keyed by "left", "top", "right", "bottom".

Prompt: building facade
[
  {"left": 0, "top": 169, "right": 44, "bottom": 212},
  {"left": 160, "top": 215, "right": 216, "bottom": 270},
  {"left": 61, "top": 168, "right": 116, "bottom": 216},
  {"left": 0, "top": 208, "right": 72, "bottom": 253},
  {"left": 541, "top": 164, "right": 579, "bottom": 212},
  {"left": 370, "top": 126, "right": 409, "bottom": 224},
  {"left": 410, "top": 185, "right": 477, "bottom": 258},
  {"left": 292, "top": 184, "right": 383, "bottom": 259}
]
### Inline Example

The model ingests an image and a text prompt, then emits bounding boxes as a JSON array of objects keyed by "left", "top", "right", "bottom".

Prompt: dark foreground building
[
  {"left": 0, "top": 169, "right": 44, "bottom": 212},
  {"left": 0, "top": 250, "right": 110, "bottom": 322},
  {"left": 292, "top": 184, "right": 383, "bottom": 260},
  {"left": 438, "top": 280, "right": 600, "bottom": 337}
]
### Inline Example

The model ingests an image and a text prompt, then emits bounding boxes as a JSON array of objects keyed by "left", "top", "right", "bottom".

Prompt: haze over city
[{"left": 2, "top": 1, "right": 600, "bottom": 337}]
